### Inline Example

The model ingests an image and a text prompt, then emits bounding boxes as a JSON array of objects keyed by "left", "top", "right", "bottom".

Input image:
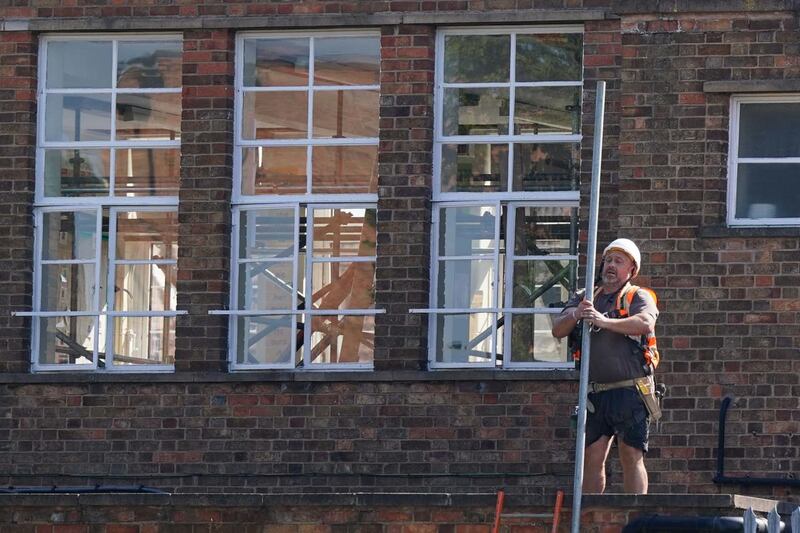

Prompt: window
[
  {"left": 28, "top": 35, "right": 182, "bottom": 371},
  {"left": 425, "top": 27, "right": 583, "bottom": 369},
  {"left": 224, "top": 32, "right": 381, "bottom": 370},
  {"left": 728, "top": 95, "right": 800, "bottom": 226}
]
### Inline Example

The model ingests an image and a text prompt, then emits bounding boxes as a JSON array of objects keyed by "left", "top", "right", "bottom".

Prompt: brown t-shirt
[{"left": 564, "top": 285, "right": 659, "bottom": 383}]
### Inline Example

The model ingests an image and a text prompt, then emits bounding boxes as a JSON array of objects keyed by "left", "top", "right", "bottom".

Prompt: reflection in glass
[
  {"left": 38, "top": 316, "right": 96, "bottom": 365},
  {"left": 444, "top": 35, "right": 510, "bottom": 83},
  {"left": 237, "top": 262, "right": 294, "bottom": 311},
  {"left": 115, "top": 93, "right": 181, "bottom": 141},
  {"left": 44, "top": 149, "right": 110, "bottom": 197},
  {"left": 439, "top": 205, "right": 496, "bottom": 256},
  {"left": 736, "top": 163, "right": 800, "bottom": 219},
  {"left": 115, "top": 211, "right": 178, "bottom": 260},
  {"left": 514, "top": 87, "right": 580, "bottom": 135},
  {"left": 112, "top": 316, "right": 175, "bottom": 365},
  {"left": 114, "top": 148, "right": 179, "bottom": 196},
  {"left": 239, "top": 208, "right": 296, "bottom": 259},
  {"left": 309, "top": 314, "right": 374, "bottom": 364},
  {"left": 242, "top": 38, "right": 310, "bottom": 87},
  {"left": 241, "top": 91, "right": 308, "bottom": 140},
  {"left": 117, "top": 41, "right": 182, "bottom": 89},
  {"left": 510, "top": 313, "right": 568, "bottom": 363},
  {"left": 237, "top": 315, "right": 297, "bottom": 365},
  {"left": 441, "top": 143, "right": 508, "bottom": 193},
  {"left": 312, "top": 208, "right": 376, "bottom": 258},
  {"left": 513, "top": 206, "right": 578, "bottom": 256},
  {"left": 45, "top": 94, "right": 112, "bottom": 142},
  {"left": 42, "top": 211, "right": 97, "bottom": 261},
  {"left": 435, "top": 313, "right": 496, "bottom": 364},
  {"left": 114, "top": 264, "right": 176, "bottom": 312},
  {"left": 314, "top": 37, "right": 380, "bottom": 86},
  {"left": 512, "top": 260, "right": 575, "bottom": 308},
  {"left": 41, "top": 264, "right": 96, "bottom": 312},
  {"left": 513, "top": 143, "right": 579, "bottom": 192},
  {"left": 443, "top": 88, "right": 509, "bottom": 137},
  {"left": 46, "top": 41, "right": 112, "bottom": 89},
  {"left": 242, "top": 146, "right": 307, "bottom": 195},
  {"left": 437, "top": 260, "right": 496, "bottom": 309},
  {"left": 516, "top": 34, "right": 582, "bottom": 82},
  {"left": 311, "top": 145, "right": 377, "bottom": 194},
  {"left": 313, "top": 90, "right": 379, "bottom": 138},
  {"left": 738, "top": 103, "right": 800, "bottom": 158},
  {"left": 311, "top": 262, "right": 376, "bottom": 310}
]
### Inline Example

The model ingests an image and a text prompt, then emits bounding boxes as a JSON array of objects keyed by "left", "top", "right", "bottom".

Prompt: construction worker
[{"left": 551, "top": 238, "right": 660, "bottom": 494}]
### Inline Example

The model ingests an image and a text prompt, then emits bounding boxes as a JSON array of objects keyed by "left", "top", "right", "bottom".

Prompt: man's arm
[{"left": 551, "top": 306, "right": 579, "bottom": 339}]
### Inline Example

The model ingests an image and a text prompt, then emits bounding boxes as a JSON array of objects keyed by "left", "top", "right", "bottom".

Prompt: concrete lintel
[
  {"left": 612, "top": 0, "right": 797, "bottom": 15},
  {"left": 0, "top": 19, "right": 30, "bottom": 31},
  {"left": 400, "top": 9, "right": 610, "bottom": 25},
  {"left": 704, "top": 79, "right": 800, "bottom": 93}
]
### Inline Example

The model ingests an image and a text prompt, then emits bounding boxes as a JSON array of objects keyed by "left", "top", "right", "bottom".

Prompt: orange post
[
  {"left": 551, "top": 490, "right": 565, "bottom": 533},
  {"left": 491, "top": 490, "right": 505, "bottom": 533}
]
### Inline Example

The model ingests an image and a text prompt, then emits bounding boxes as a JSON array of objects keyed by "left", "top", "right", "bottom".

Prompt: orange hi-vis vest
[{"left": 571, "top": 284, "right": 661, "bottom": 372}]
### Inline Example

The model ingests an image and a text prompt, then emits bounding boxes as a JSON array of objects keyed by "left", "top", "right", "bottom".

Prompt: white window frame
[
  {"left": 217, "top": 30, "right": 383, "bottom": 371},
  {"left": 727, "top": 94, "right": 800, "bottom": 227},
  {"left": 22, "top": 34, "right": 184, "bottom": 372},
  {"left": 424, "top": 25, "right": 583, "bottom": 370}
]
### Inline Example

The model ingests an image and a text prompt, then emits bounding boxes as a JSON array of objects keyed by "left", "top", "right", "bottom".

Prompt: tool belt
[{"left": 589, "top": 376, "right": 662, "bottom": 421}]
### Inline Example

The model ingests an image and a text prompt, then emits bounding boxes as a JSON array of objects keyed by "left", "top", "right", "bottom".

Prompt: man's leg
[
  {"left": 583, "top": 435, "right": 613, "bottom": 493},
  {"left": 618, "top": 440, "right": 648, "bottom": 494}
]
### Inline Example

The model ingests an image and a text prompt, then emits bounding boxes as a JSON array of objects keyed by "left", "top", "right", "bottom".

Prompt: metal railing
[{"left": 742, "top": 506, "right": 800, "bottom": 532}]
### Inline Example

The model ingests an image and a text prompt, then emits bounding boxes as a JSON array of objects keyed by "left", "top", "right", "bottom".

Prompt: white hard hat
[{"left": 603, "top": 238, "right": 641, "bottom": 277}]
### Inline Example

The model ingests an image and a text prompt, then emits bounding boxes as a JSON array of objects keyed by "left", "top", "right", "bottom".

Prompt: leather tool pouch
[{"left": 634, "top": 375, "right": 662, "bottom": 421}]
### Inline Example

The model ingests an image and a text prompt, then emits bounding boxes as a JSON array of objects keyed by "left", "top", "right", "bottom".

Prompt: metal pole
[{"left": 570, "top": 80, "right": 606, "bottom": 533}]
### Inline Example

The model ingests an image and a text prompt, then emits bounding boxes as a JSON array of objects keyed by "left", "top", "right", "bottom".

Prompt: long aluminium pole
[{"left": 570, "top": 80, "right": 606, "bottom": 533}]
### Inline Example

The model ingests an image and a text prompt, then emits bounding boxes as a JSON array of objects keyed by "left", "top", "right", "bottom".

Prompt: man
[{"left": 551, "top": 238, "right": 659, "bottom": 494}]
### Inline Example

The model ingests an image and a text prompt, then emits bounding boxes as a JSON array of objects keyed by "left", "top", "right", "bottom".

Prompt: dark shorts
[{"left": 586, "top": 387, "right": 650, "bottom": 453}]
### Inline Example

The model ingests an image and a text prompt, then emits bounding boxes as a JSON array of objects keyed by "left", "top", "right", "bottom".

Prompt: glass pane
[
  {"left": 439, "top": 205, "right": 497, "bottom": 256},
  {"left": 44, "top": 149, "right": 110, "bottom": 197},
  {"left": 242, "top": 38, "right": 310, "bottom": 87},
  {"left": 115, "top": 93, "right": 181, "bottom": 141},
  {"left": 117, "top": 41, "right": 182, "bottom": 88},
  {"left": 114, "top": 148, "right": 179, "bottom": 196},
  {"left": 514, "top": 87, "right": 581, "bottom": 135},
  {"left": 510, "top": 313, "right": 568, "bottom": 363},
  {"left": 314, "top": 37, "right": 380, "bottom": 86},
  {"left": 441, "top": 143, "right": 508, "bottom": 193},
  {"left": 512, "top": 260, "right": 575, "bottom": 309},
  {"left": 237, "top": 315, "right": 297, "bottom": 365},
  {"left": 239, "top": 208, "right": 295, "bottom": 259},
  {"left": 41, "top": 264, "right": 96, "bottom": 312},
  {"left": 114, "top": 264, "right": 176, "bottom": 312},
  {"left": 241, "top": 91, "right": 308, "bottom": 140},
  {"left": 513, "top": 143, "right": 579, "bottom": 192},
  {"left": 42, "top": 211, "right": 97, "bottom": 260},
  {"left": 444, "top": 35, "right": 510, "bottom": 83},
  {"left": 115, "top": 211, "right": 178, "bottom": 260},
  {"left": 437, "top": 260, "right": 496, "bottom": 308},
  {"left": 513, "top": 206, "right": 578, "bottom": 256},
  {"left": 443, "top": 88, "right": 509, "bottom": 137},
  {"left": 112, "top": 316, "right": 174, "bottom": 365},
  {"left": 313, "top": 90, "right": 379, "bottom": 138},
  {"left": 739, "top": 103, "right": 800, "bottom": 158},
  {"left": 237, "top": 262, "right": 294, "bottom": 311},
  {"left": 46, "top": 41, "right": 112, "bottom": 89},
  {"left": 435, "top": 313, "right": 496, "bottom": 364},
  {"left": 311, "top": 261, "right": 376, "bottom": 310},
  {"left": 38, "top": 316, "right": 96, "bottom": 365},
  {"left": 516, "top": 34, "right": 582, "bottom": 82},
  {"left": 736, "top": 163, "right": 800, "bottom": 219},
  {"left": 309, "top": 314, "right": 374, "bottom": 364},
  {"left": 311, "top": 145, "right": 377, "bottom": 194},
  {"left": 45, "top": 94, "right": 112, "bottom": 142},
  {"left": 313, "top": 208, "right": 376, "bottom": 258},
  {"left": 241, "top": 146, "right": 307, "bottom": 195}
]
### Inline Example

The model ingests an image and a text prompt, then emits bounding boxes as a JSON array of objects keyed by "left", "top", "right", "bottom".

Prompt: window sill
[
  {"left": 0, "top": 368, "right": 578, "bottom": 384},
  {"left": 699, "top": 225, "right": 800, "bottom": 238}
]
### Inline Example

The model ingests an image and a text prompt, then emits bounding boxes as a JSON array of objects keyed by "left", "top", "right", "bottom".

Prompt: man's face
[{"left": 602, "top": 250, "right": 635, "bottom": 286}]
